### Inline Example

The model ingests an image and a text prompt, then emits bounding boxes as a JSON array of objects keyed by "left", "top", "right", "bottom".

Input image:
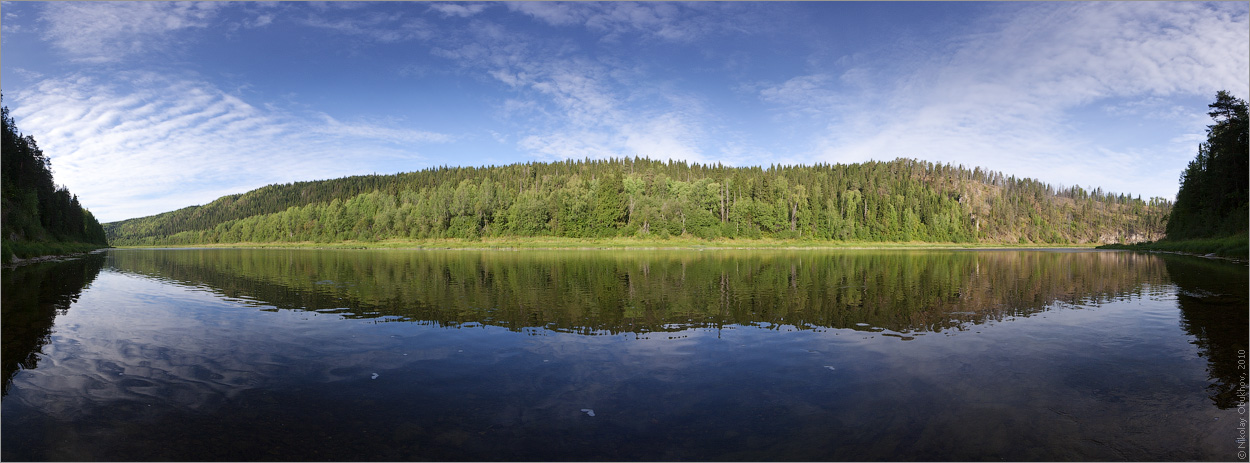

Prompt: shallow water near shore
[{"left": 2, "top": 248, "right": 1246, "bottom": 461}]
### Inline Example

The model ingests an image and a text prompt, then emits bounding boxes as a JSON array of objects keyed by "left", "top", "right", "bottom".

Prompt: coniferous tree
[
  {"left": 2, "top": 95, "right": 108, "bottom": 259},
  {"left": 1166, "top": 91, "right": 1249, "bottom": 240},
  {"left": 592, "top": 173, "right": 627, "bottom": 236},
  {"left": 102, "top": 156, "right": 1171, "bottom": 246}
]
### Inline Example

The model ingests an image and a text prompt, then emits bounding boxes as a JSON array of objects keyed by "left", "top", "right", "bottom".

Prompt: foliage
[
  {"left": 1, "top": 241, "right": 108, "bottom": 264},
  {"left": 1099, "top": 235, "right": 1248, "bottom": 260},
  {"left": 1166, "top": 91, "right": 1249, "bottom": 241},
  {"left": 2, "top": 252, "right": 107, "bottom": 396},
  {"left": 105, "top": 157, "right": 1171, "bottom": 246},
  {"left": 110, "top": 248, "right": 1168, "bottom": 336},
  {"left": 1, "top": 95, "right": 109, "bottom": 262}
]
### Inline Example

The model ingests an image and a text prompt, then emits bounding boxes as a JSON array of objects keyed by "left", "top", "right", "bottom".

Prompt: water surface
[{"left": 2, "top": 248, "right": 1245, "bottom": 461}]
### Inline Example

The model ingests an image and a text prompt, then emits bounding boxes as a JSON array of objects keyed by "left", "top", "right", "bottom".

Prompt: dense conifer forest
[
  {"left": 1165, "top": 91, "right": 1248, "bottom": 240},
  {"left": 1, "top": 97, "right": 109, "bottom": 261},
  {"left": 105, "top": 156, "right": 1170, "bottom": 246}
]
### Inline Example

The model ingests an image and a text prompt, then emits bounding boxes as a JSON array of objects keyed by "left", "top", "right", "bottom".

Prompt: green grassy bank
[
  {"left": 1097, "top": 234, "right": 1248, "bottom": 260},
  {"left": 113, "top": 236, "right": 1104, "bottom": 251},
  {"left": 2, "top": 240, "right": 110, "bottom": 265}
]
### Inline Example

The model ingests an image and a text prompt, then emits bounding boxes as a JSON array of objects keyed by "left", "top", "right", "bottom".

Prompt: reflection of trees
[
  {"left": 1162, "top": 255, "right": 1249, "bottom": 409},
  {"left": 2, "top": 253, "right": 107, "bottom": 396},
  {"left": 108, "top": 249, "right": 1167, "bottom": 338}
]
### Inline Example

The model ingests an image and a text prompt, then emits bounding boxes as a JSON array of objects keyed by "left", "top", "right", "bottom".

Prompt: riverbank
[
  {"left": 113, "top": 237, "right": 1106, "bottom": 251},
  {"left": 1097, "top": 235, "right": 1248, "bottom": 261},
  {"left": 1, "top": 242, "right": 110, "bottom": 268}
]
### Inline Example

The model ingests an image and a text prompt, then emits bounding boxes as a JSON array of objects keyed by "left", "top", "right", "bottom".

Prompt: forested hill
[
  {"left": 2, "top": 98, "right": 109, "bottom": 261},
  {"left": 105, "top": 157, "right": 1170, "bottom": 246}
]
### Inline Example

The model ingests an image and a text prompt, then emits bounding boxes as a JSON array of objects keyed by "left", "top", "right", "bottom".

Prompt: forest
[
  {"left": 1165, "top": 91, "right": 1248, "bottom": 240},
  {"left": 1099, "top": 91, "right": 1249, "bottom": 258},
  {"left": 105, "top": 155, "right": 1171, "bottom": 246},
  {"left": 1, "top": 97, "right": 109, "bottom": 262}
]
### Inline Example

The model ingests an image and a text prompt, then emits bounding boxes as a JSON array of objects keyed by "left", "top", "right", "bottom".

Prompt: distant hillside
[
  {"left": 2, "top": 97, "right": 109, "bottom": 262},
  {"left": 105, "top": 157, "right": 1170, "bottom": 246}
]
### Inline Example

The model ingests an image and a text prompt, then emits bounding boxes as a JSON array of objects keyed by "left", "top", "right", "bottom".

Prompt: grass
[
  {"left": 114, "top": 236, "right": 1104, "bottom": 251},
  {"left": 2, "top": 240, "right": 110, "bottom": 264},
  {"left": 1097, "top": 234, "right": 1248, "bottom": 260}
]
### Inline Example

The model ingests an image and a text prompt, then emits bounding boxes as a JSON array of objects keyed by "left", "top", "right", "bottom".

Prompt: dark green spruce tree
[
  {"left": 1166, "top": 91, "right": 1249, "bottom": 240},
  {"left": 1, "top": 94, "right": 109, "bottom": 261},
  {"left": 591, "top": 173, "right": 628, "bottom": 237}
]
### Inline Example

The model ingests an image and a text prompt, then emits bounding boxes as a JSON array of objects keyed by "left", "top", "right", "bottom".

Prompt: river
[{"left": 2, "top": 248, "right": 1245, "bottom": 461}]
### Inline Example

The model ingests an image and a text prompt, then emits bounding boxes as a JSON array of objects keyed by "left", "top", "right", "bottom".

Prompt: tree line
[
  {"left": 1166, "top": 91, "right": 1248, "bottom": 240},
  {"left": 109, "top": 248, "right": 1168, "bottom": 337},
  {"left": 106, "top": 156, "right": 1170, "bottom": 246},
  {"left": 2, "top": 96, "right": 108, "bottom": 261}
]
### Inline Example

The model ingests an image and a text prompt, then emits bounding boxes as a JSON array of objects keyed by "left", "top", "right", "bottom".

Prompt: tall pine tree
[
  {"left": 1, "top": 94, "right": 109, "bottom": 260},
  {"left": 1166, "top": 91, "right": 1249, "bottom": 240}
]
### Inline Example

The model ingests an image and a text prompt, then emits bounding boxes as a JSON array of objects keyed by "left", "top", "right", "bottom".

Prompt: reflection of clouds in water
[
  {"left": 7, "top": 270, "right": 441, "bottom": 421},
  {"left": 505, "top": 325, "right": 877, "bottom": 426},
  {"left": 831, "top": 296, "right": 1229, "bottom": 461},
  {"left": 14, "top": 263, "right": 762, "bottom": 431},
  {"left": 4, "top": 250, "right": 1241, "bottom": 461}
]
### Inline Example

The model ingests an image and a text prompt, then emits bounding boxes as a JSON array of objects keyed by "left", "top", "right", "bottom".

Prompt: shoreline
[
  {"left": 110, "top": 238, "right": 1107, "bottom": 251},
  {"left": 1096, "top": 235, "right": 1248, "bottom": 262},
  {"left": 1103, "top": 247, "right": 1248, "bottom": 264},
  {"left": 2, "top": 247, "right": 111, "bottom": 269}
]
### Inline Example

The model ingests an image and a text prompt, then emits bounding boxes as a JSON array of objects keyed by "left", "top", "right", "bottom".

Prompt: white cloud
[
  {"left": 428, "top": 2, "right": 490, "bottom": 18},
  {"left": 519, "top": 131, "right": 617, "bottom": 161},
  {"left": 935, "top": 2, "right": 1248, "bottom": 106},
  {"left": 799, "top": 2, "right": 1249, "bottom": 200},
  {"left": 427, "top": 16, "right": 735, "bottom": 166},
  {"left": 315, "top": 113, "right": 453, "bottom": 145},
  {"left": 15, "top": 0, "right": 1237, "bottom": 222},
  {"left": 758, "top": 74, "right": 850, "bottom": 120},
  {"left": 506, "top": 2, "right": 588, "bottom": 27},
  {"left": 518, "top": 110, "right": 710, "bottom": 164},
  {"left": 620, "top": 112, "right": 707, "bottom": 163},
  {"left": 505, "top": 2, "right": 747, "bottom": 42},
  {"left": 2, "top": 8, "right": 29, "bottom": 34},
  {"left": 9, "top": 73, "right": 451, "bottom": 222},
  {"left": 40, "top": 2, "right": 224, "bottom": 63},
  {"left": 509, "top": 60, "right": 718, "bottom": 164},
  {"left": 300, "top": 10, "right": 430, "bottom": 43},
  {"left": 249, "top": 13, "right": 275, "bottom": 28}
]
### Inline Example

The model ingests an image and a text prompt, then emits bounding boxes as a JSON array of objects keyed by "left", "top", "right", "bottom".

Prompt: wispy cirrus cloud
[
  {"left": 505, "top": 2, "right": 754, "bottom": 42},
  {"left": 315, "top": 113, "right": 453, "bottom": 145},
  {"left": 756, "top": 74, "right": 853, "bottom": 121},
  {"left": 11, "top": 0, "right": 1242, "bottom": 220},
  {"left": 786, "top": 1, "right": 1249, "bottom": 200},
  {"left": 10, "top": 72, "right": 451, "bottom": 222},
  {"left": 428, "top": 2, "right": 491, "bottom": 18},
  {"left": 506, "top": 59, "right": 712, "bottom": 163},
  {"left": 39, "top": 1, "right": 225, "bottom": 63},
  {"left": 431, "top": 15, "right": 755, "bottom": 166},
  {"left": 299, "top": 10, "right": 431, "bottom": 43}
]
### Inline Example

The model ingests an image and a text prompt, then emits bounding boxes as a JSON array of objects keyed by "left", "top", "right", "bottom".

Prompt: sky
[{"left": 2, "top": 1, "right": 1247, "bottom": 223}]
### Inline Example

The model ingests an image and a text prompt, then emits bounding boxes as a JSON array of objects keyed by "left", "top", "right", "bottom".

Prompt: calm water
[{"left": 2, "top": 248, "right": 1246, "bottom": 461}]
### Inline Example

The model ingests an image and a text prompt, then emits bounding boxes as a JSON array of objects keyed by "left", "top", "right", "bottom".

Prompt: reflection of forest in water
[
  {"left": 107, "top": 248, "right": 1170, "bottom": 336},
  {"left": 1, "top": 253, "right": 107, "bottom": 397},
  {"left": 5, "top": 249, "right": 1243, "bottom": 410},
  {"left": 105, "top": 248, "right": 1249, "bottom": 409},
  {"left": 1161, "top": 255, "right": 1248, "bottom": 409}
]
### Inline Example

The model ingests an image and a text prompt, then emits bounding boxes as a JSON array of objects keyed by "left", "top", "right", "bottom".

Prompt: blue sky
[{"left": 2, "top": 1, "right": 1246, "bottom": 223}]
